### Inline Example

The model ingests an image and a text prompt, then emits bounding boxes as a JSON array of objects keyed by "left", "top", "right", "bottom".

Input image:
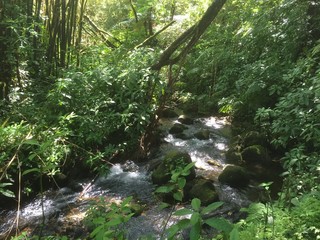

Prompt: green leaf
[
  {"left": 0, "top": 182, "right": 13, "bottom": 187},
  {"left": 190, "top": 221, "right": 201, "bottom": 240},
  {"left": 181, "top": 162, "right": 195, "bottom": 175},
  {"left": 92, "top": 217, "right": 105, "bottom": 225},
  {"left": 106, "top": 217, "right": 122, "bottom": 227},
  {"left": 121, "top": 196, "right": 133, "bottom": 207},
  {"left": 0, "top": 189, "right": 15, "bottom": 198},
  {"left": 230, "top": 227, "right": 240, "bottom": 240},
  {"left": 204, "top": 218, "right": 233, "bottom": 233},
  {"left": 190, "top": 212, "right": 201, "bottom": 225},
  {"left": 177, "top": 219, "right": 191, "bottom": 229},
  {"left": 173, "top": 191, "right": 183, "bottom": 201},
  {"left": 174, "top": 208, "right": 194, "bottom": 216},
  {"left": 23, "top": 139, "right": 40, "bottom": 146},
  {"left": 90, "top": 225, "right": 104, "bottom": 238},
  {"left": 167, "top": 224, "right": 180, "bottom": 239},
  {"left": 291, "top": 197, "right": 299, "bottom": 206},
  {"left": 191, "top": 198, "right": 201, "bottom": 211},
  {"left": 155, "top": 185, "right": 174, "bottom": 193},
  {"left": 22, "top": 168, "right": 41, "bottom": 176},
  {"left": 171, "top": 172, "right": 180, "bottom": 181},
  {"left": 201, "top": 201, "right": 224, "bottom": 215},
  {"left": 28, "top": 153, "right": 38, "bottom": 160},
  {"left": 159, "top": 202, "right": 171, "bottom": 210},
  {"left": 177, "top": 177, "right": 186, "bottom": 189}
]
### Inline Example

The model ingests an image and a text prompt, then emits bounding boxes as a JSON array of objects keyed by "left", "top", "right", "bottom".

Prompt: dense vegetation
[{"left": 0, "top": 0, "right": 319, "bottom": 239}]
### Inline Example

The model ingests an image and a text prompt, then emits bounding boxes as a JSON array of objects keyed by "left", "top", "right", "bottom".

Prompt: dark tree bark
[
  {"left": 151, "top": 0, "right": 227, "bottom": 71},
  {"left": 60, "top": 0, "right": 67, "bottom": 67},
  {"left": 76, "top": 0, "right": 87, "bottom": 67},
  {"left": 0, "top": 0, "right": 15, "bottom": 101},
  {"left": 129, "top": 0, "right": 139, "bottom": 23}
]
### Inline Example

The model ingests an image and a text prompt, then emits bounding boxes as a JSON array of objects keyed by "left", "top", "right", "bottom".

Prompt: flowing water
[{"left": 0, "top": 116, "right": 252, "bottom": 239}]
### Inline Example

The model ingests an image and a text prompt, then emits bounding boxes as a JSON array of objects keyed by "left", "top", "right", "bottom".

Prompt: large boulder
[
  {"left": 169, "top": 123, "right": 188, "bottom": 134},
  {"left": 175, "top": 132, "right": 191, "bottom": 140},
  {"left": 187, "top": 179, "right": 219, "bottom": 205},
  {"left": 241, "top": 145, "right": 271, "bottom": 165},
  {"left": 225, "top": 149, "right": 242, "bottom": 165},
  {"left": 194, "top": 129, "right": 210, "bottom": 140},
  {"left": 218, "top": 165, "right": 251, "bottom": 188},
  {"left": 178, "top": 115, "right": 194, "bottom": 125},
  {"left": 151, "top": 150, "right": 196, "bottom": 185}
]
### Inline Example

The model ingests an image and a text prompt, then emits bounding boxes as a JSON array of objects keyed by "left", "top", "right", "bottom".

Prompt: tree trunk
[{"left": 151, "top": 0, "right": 227, "bottom": 70}]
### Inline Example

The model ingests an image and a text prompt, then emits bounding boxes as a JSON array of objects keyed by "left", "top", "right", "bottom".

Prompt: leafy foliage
[
  {"left": 166, "top": 199, "right": 237, "bottom": 240},
  {"left": 237, "top": 193, "right": 320, "bottom": 239},
  {"left": 155, "top": 162, "right": 195, "bottom": 202},
  {"left": 84, "top": 196, "right": 135, "bottom": 240}
]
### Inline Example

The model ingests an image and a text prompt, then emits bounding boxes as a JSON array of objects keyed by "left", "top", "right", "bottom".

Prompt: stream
[{"left": 0, "top": 115, "right": 253, "bottom": 239}]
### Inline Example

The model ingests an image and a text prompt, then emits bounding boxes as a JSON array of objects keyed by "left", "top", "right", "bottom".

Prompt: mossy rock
[
  {"left": 151, "top": 162, "right": 171, "bottom": 185},
  {"left": 161, "top": 108, "right": 178, "bottom": 118},
  {"left": 225, "top": 149, "right": 242, "bottom": 165},
  {"left": 163, "top": 150, "right": 196, "bottom": 180},
  {"left": 241, "top": 145, "right": 271, "bottom": 165},
  {"left": 194, "top": 129, "right": 210, "bottom": 140},
  {"left": 188, "top": 179, "right": 219, "bottom": 205},
  {"left": 178, "top": 115, "right": 194, "bottom": 125},
  {"left": 243, "top": 131, "right": 267, "bottom": 148},
  {"left": 169, "top": 123, "right": 188, "bottom": 134},
  {"left": 175, "top": 132, "right": 191, "bottom": 140},
  {"left": 218, "top": 165, "right": 250, "bottom": 188},
  {"left": 151, "top": 150, "right": 196, "bottom": 185}
]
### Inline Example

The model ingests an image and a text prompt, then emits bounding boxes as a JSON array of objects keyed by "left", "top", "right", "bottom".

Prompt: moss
[
  {"left": 241, "top": 145, "right": 271, "bottom": 165},
  {"left": 218, "top": 165, "right": 250, "bottom": 188},
  {"left": 194, "top": 129, "right": 210, "bottom": 140},
  {"left": 225, "top": 149, "right": 242, "bottom": 165},
  {"left": 188, "top": 179, "right": 219, "bottom": 205},
  {"left": 151, "top": 162, "right": 171, "bottom": 185}
]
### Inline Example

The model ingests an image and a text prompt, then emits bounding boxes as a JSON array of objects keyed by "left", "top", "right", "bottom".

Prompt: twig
[{"left": 160, "top": 204, "right": 176, "bottom": 240}]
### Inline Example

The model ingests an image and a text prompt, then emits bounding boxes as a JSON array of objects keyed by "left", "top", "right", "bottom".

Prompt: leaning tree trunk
[
  {"left": 151, "top": 0, "right": 227, "bottom": 71},
  {"left": 138, "top": 0, "right": 227, "bottom": 158}
]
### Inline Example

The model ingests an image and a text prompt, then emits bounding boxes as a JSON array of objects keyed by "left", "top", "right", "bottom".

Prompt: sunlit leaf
[{"left": 174, "top": 208, "right": 193, "bottom": 216}]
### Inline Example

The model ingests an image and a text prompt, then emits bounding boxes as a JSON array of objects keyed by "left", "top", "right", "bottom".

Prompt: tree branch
[
  {"left": 135, "top": 20, "right": 175, "bottom": 49},
  {"left": 151, "top": 0, "right": 227, "bottom": 70}
]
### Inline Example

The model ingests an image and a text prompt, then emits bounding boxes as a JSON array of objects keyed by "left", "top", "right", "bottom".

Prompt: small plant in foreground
[
  {"left": 166, "top": 198, "right": 238, "bottom": 240},
  {"left": 84, "top": 196, "right": 135, "bottom": 240}
]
